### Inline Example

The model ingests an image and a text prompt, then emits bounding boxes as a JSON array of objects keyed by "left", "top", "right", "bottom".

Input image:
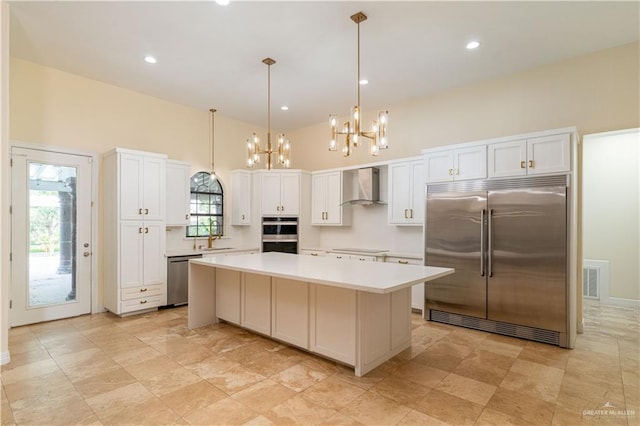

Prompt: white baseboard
[
  {"left": 577, "top": 317, "right": 584, "bottom": 334},
  {"left": 599, "top": 296, "right": 640, "bottom": 307},
  {"left": 0, "top": 351, "right": 10, "bottom": 365}
]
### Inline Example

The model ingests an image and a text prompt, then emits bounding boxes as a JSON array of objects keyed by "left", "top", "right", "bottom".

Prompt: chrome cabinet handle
[
  {"left": 480, "top": 209, "right": 485, "bottom": 277},
  {"left": 488, "top": 208, "right": 494, "bottom": 277}
]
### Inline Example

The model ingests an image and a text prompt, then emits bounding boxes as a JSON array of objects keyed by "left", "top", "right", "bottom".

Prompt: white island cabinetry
[
  {"left": 188, "top": 253, "right": 453, "bottom": 376},
  {"left": 103, "top": 148, "right": 167, "bottom": 315},
  {"left": 386, "top": 255, "right": 424, "bottom": 311}
]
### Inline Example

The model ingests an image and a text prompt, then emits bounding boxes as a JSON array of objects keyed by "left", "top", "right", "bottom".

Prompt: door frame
[{"left": 10, "top": 140, "right": 99, "bottom": 317}]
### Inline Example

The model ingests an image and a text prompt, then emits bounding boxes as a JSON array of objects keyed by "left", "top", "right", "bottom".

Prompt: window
[{"left": 186, "top": 172, "right": 223, "bottom": 238}]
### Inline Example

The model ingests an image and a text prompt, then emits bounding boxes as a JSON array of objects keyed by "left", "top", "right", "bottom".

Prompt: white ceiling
[{"left": 9, "top": 1, "right": 640, "bottom": 131}]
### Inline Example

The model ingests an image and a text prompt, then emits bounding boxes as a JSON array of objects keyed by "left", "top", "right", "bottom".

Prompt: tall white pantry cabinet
[{"left": 103, "top": 148, "right": 168, "bottom": 315}]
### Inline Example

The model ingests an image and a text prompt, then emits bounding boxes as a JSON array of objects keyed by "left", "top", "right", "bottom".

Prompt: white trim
[
  {"left": 585, "top": 259, "right": 640, "bottom": 307},
  {"left": 310, "top": 155, "right": 423, "bottom": 175},
  {"left": 0, "top": 350, "right": 9, "bottom": 365},
  {"left": 9, "top": 140, "right": 100, "bottom": 316},
  {"left": 583, "top": 127, "right": 639, "bottom": 140}
]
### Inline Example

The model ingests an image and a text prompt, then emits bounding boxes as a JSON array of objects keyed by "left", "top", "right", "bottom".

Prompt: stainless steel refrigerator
[{"left": 425, "top": 175, "right": 571, "bottom": 347}]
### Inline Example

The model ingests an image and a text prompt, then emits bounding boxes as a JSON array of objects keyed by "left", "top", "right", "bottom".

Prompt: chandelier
[
  {"left": 329, "top": 12, "right": 388, "bottom": 157},
  {"left": 246, "top": 58, "right": 291, "bottom": 169}
]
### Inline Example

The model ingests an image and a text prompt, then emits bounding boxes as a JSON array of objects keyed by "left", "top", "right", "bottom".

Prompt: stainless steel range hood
[{"left": 342, "top": 167, "right": 386, "bottom": 206}]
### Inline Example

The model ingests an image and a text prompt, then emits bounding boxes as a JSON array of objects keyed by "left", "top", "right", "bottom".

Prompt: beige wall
[
  {"left": 583, "top": 129, "right": 640, "bottom": 300},
  {"left": 289, "top": 42, "right": 639, "bottom": 171}
]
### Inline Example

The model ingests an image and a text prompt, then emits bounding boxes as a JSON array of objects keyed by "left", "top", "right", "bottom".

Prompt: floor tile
[
  {"left": 205, "top": 364, "right": 266, "bottom": 395},
  {"left": 435, "top": 372, "right": 497, "bottom": 406},
  {"left": 396, "top": 409, "right": 451, "bottom": 426},
  {"left": 391, "top": 361, "right": 449, "bottom": 388},
  {"left": 158, "top": 380, "right": 227, "bottom": 417},
  {"left": 232, "top": 379, "right": 297, "bottom": 414},
  {"left": 452, "top": 349, "right": 513, "bottom": 386},
  {"left": 485, "top": 387, "right": 555, "bottom": 425},
  {"left": 414, "top": 388, "right": 483, "bottom": 426},
  {"left": 267, "top": 393, "right": 338, "bottom": 425},
  {"left": 272, "top": 362, "right": 330, "bottom": 392},
  {"left": 369, "top": 375, "right": 432, "bottom": 408},
  {"left": 301, "top": 375, "right": 366, "bottom": 410},
  {"left": 72, "top": 367, "right": 138, "bottom": 399},
  {"left": 141, "top": 366, "right": 202, "bottom": 397},
  {"left": 339, "top": 392, "right": 412, "bottom": 425},
  {"left": 184, "top": 397, "right": 257, "bottom": 425}
]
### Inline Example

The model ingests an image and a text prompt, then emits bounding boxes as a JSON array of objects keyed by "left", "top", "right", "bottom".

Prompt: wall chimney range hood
[{"left": 342, "top": 167, "right": 386, "bottom": 206}]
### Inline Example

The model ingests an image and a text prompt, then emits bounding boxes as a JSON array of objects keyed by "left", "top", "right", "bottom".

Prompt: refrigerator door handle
[
  {"left": 480, "top": 209, "right": 486, "bottom": 276},
  {"left": 488, "top": 208, "right": 494, "bottom": 277}
]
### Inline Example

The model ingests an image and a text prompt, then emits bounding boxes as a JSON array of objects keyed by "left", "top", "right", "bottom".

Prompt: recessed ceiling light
[
  {"left": 215, "top": 0, "right": 230, "bottom": 5},
  {"left": 281, "top": 106, "right": 289, "bottom": 111},
  {"left": 466, "top": 41, "right": 480, "bottom": 50},
  {"left": 144, "top": 55, "right": 157, "bottom": 64},
  {"left": 359, "top": 79, "right": 369, "bottom": 85}
]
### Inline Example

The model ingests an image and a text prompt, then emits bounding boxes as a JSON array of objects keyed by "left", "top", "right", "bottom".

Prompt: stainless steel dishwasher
[{"left": 167, "top": 254, "right": 202, "bottom": 306}]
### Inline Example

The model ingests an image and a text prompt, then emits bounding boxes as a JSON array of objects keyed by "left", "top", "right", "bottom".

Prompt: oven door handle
[{"left": 262, "top": 238, "right": 298, "bottom": 243}]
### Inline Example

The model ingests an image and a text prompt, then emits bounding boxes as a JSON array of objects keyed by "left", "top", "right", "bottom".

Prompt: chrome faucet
[{"left": 207, "top": 219, "right": 222, "bottom": 249}]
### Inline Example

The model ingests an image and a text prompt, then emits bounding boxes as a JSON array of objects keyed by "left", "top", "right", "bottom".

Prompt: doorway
[
  {"left": 582, "top": 128, "right": 640, "bottom": 306},
  {"left": 10, "top": 146, "right": 96, "bottom": 326}
]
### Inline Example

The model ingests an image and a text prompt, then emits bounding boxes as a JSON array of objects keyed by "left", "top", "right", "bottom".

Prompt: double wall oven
[{"left": 262, "top": 217, "right": 298, "bottom": 254}]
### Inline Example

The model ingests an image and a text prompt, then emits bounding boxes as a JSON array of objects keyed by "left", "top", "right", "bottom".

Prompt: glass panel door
[{"left": 11, "top": 147, "right": 93, "bottom": 326}]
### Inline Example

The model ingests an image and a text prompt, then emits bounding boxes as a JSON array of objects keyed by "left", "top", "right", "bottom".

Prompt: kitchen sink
[{"left": 200, "top": 247, "right": 233, "bottom": 251}]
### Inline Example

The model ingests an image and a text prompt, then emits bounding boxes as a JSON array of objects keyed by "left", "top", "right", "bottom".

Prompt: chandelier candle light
[
  {"left": 246, "top": 58, "right": 292, "bottom": 170},
  {"left": 330, "top": 12, "right": 389, "bottom": 157}
]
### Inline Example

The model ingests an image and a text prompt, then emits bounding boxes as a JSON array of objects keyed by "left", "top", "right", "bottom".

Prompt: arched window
[{"left": 186, "top": 172, "right": 223, "bottom": 238}]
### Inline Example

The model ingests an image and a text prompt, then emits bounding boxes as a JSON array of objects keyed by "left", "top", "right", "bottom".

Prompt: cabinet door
[
  {"left": 410, "top": 161, "right": 425, "bottom": 223},
  {"left": 231, "top": 171, "right": 251, "bottom": 225},
  {"left": 454, "top": 146, "right": 486, "bottom": 181},
  {"left": 325, "top": 172, "right": 343, "bottom": 225},
  {"left": 311, "top": 174, "right": 328, "bottom": 224},
  {"left": 386, "top": 257, "right": 424, "bottom": 310},
  {"left": 488, "top": 140, "right": 527, "bottom": 178},
  {"left": 310, "top": 285, "right": 356, "bottom": 364},
  {"left": 260, "top": 173, "right": 282, "bottom": 215},
  {"left": 142, "top": 157, "right": 166, "bottom": 221},
  {"left": 527, "top": 133, "right": 570, "bottom": 175},
  {"left": 119, "top": 154, "right": 144, "bottom": 220},
  {"left": 166, "top": 162, "right": 190, "bottom": 226},
  {"left": 272, "top": 278, "right": 309, "bottom": 349},
  {"left": 120, "top": 221, "right": 143, "bottom": 289},
  {"left": 388, "top": 162, "right": 412, "bottom": 224},
  {"left": 241, "top": 273, "right": 271, "bottom": 335},
  {"left": 142, "top": 222, "right": 165, "bottom": 288},
  {"left": 216, "top": 269, "right": 241, "bottom": 324},
  {"left": 280, "top": 173, "right": 300, "bottom": 216},
  {"left": 424, "top": 151, "right": 454, "bottom": 183}
]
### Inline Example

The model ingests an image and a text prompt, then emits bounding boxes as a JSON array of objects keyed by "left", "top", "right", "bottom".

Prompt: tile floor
[{"left": 1, "top": 300, "right": 638, "bottom": 425}]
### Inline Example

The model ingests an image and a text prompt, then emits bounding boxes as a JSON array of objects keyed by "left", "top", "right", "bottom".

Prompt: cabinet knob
[
  {"left": 529, "top": 160, "right": 534, "bottom": 168},
  {"left": 144, "top": 227, "right": 149, "bottom": 234},
  {"left": 140, "top": 300, "right": 147, "bottom": 304},
  {"left": 311, "top": 253, "right": 318, "bottom": 256},
  {"left": 185, "top": 214, "right": 190, "bottom": 220},
  {"left": 138, "top": 227, "right": 143, "bottom": 234},
  {"left": 140, "top": 288, "right": 148, "bottom": 292},
  {"left": 241, "top": 214, "right": 245, "bottom": 220},
  {"left": 145, "top": 208, "right": 149, "bottom": 215},
  {"left": 409, "top": 209, "right": 414, "bottom": 219},
  {"left": 139, "top": 208, "right": 143, "bottom": 215},
  {"left": 398, "top": 260, "right": 409, "bottom": 265},
  {"left": 448, "top": 168, "right": 453, "bottom": 176},
  {"left": 83, "top": 252, "right": 90, "bottom": 257},
  {"left": 520, "top": 161, "right": 526, "bottom": 169}
]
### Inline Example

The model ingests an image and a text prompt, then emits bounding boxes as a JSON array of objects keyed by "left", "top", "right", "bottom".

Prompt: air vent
[
  {"left": 583, "top": 265, "right": 600, "bottom": 299},
  {"left": 429, "top": 310, "right": 561, "bottom": 347}
]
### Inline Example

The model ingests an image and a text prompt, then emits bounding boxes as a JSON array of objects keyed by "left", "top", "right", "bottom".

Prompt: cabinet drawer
[
  {"left": 385, "top": 257, "right": 422, "bottom": 265},
  {"left": 121, "top": 283, "right": 164, "bottom": 300},
  {"left": 121, "top": 294, "right": 164, "bottom": 312}
]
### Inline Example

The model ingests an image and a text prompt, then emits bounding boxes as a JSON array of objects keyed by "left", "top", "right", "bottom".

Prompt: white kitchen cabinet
[
  {"left": 326, "top": 252, "right": 379, "bottom": 262},
  {"left": 271, "top": 277, "right": 309, "bottom": 349},
  {"left": 259, "top": 171, "right": 300, "bottom": 216},
  {"left": 231, "top": 170, "right": 251, "bottom": 226},
  {"left": 118, "top": 151, "right": 166, "bottom": 221},
  {"left": 388, "top": 160, "right": 424, "bottom": 225},
  {"left": 310, "top": 284, "right": 356, "bottom": 364},
  {"left": 386, "top": 256, "right": 424, "bottom": 311},
  {"left": 299, "top": 249, "right": 325, "bottom": 257},
  {"left": 424, "top": 146, "right": 486, "bottom": 183},
  {"left": 241, "top": 273, "right": 271, "bottom": 335},
  {"left": 311, "top": 171, "right": 351, "bottom": 226},
  {"left": 165, "top": 160, "right": 191, "bottom": 226},
  {"left": 488, "top": 133, "right": 570, "bottom": 178},
  {"left": 215, "top": 268, "right": 241, "bottom": 325},
  {"left": 103, "top": 148, "right": 167, "bottom": 315}
]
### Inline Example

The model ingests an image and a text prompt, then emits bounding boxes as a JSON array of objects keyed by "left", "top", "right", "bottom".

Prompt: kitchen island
[{"left": 188, "top": 252, "right": 454, "bottom": 376}]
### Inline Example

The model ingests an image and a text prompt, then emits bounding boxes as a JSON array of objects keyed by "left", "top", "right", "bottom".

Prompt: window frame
[{"left": 186, "top": 171, "right": 224, "bottom": 238}]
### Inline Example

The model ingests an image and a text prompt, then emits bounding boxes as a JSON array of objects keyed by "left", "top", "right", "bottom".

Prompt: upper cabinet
[
  {"left": 388, "top": 159, "right": 424, "bottom": 225},
  {"left": 487, "top": 133, "right": 570, "bottom": 178},
  {"left": 117, "top": 150, "right": 166, "bottom": 221},
  {"left": 311, "top": 171, "right": 351, "bottom": 226},
  {"left": 424, "top": 146, "right": 486, "bottom": 183},
  {"left": 259, "top": 170, "right": 301, "bottom": 216},
  {"left": 165, "top": 160, "right": 191, "bottom": 226},
  {"left": 231, "top": 170, "right": 252, "bottom": 225}
]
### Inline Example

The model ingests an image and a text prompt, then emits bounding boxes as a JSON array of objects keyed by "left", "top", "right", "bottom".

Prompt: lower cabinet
[
  {"left": 385, "top": 256, "right": 424, "bottom": 311},
  {"left": 215, "top": 269, "right": 241, "bottom": 324},
  {"left": 241, "top": 273, "right": 271, "bottom": 336},
  {"left": 272, "top": 278, "right": 309, "bottom": 349},
  {"left": 310, "top": 285, "right": 356, "bottom": 365}
]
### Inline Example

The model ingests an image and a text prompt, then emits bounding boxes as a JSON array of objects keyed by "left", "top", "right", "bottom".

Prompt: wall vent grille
[
  {"left": 429, "top": 310, "right": 561, "bottom": 346},
  {"left": 583, "top": 265, "right": 600, "bottom": 299}
]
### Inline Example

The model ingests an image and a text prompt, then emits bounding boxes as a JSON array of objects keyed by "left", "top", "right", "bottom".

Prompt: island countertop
[{"left": 190, "top": 252, "right": 454, "bottom": 294}]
